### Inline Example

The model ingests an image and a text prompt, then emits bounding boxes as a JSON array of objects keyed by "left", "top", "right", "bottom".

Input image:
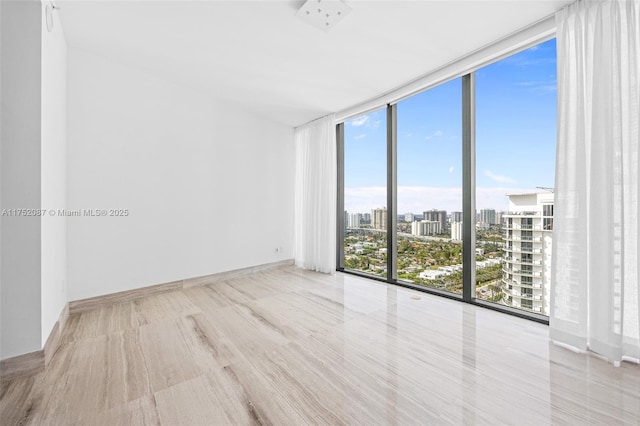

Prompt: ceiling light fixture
[{"left": 296, "top": 0, "right": 352, "bottom": 33}]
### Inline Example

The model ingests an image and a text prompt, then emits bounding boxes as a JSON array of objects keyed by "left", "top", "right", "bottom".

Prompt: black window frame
[{"left": 336, "top": 41, "right": 556, "bottom": 325}]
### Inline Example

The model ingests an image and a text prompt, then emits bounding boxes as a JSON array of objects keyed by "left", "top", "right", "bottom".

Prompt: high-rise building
[
  {"left": 362, "top": 213, "right": 371, "bottom": 223},
  {"left": 496, "top": 211, "right": 504, "bottom": 227},
  {"left": 348, "top": 213, "right": 360, "bottom": 228},
  {"left": 404, "top": 212, "right": 414, "bottom": 222},
  {"left": 411, "top": 220, "right": 441, "bottom": 236},
  {"left": 479, "top": 208, "right": 496, "bottom": 226},
  {"left": 423, "top": 209, "right": 447, "bottom": 233},
  {"left": 372, "top": 207, "right": 387, "bottom": 230},
  {"left": 451, "top": 211, "right": 463, "bottom": 223},
  {"left": 502, "top": 192, "right": 554, "bottom": 315},
  {"left": 451, "top": 221, "right": 463, "bottom": 241}
]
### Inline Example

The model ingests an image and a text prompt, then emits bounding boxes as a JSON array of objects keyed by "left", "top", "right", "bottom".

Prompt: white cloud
[
  {"left": 345, "top": 186, "right": 463, "bottom": 214},
  {"left": 515, "top": 80, "right": 557, "bottom": 92},
  {"left": 345, "top": 185, "right": 539, "bottom": 214},
  {"left": 425, "top": 130, "right": 444, "bottom": 140},
  {"left": 476, "top": 187, "right": 540, "bottom": 210},
  {"left": 350, "top": 115, "right": 369, "bottom": 127},
  {"left": 344, "top": 187, "right": 387, "bottom": 213},
  {"left": 535, "top": 84, "right": 557, "bottom": 93},
  {"left": 484, "top": 170, "right": 516, "bottom": 184},
  {"left": 508, "top": 57, "right": 556, "bottom": 68},
  {"left": 448, "top": 166, "right": 454, "bottom": 174},
  {"left": 354, "top": 134, "right": 366, "bottom": 139}
]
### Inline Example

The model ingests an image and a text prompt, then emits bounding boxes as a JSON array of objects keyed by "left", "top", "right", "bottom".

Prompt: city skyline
[
  {"left": 343, "top": 207, "right": 504, "bottom": 219},
  {"left": 344, "top": 39, "right": 557, "bottom": 214},
  {"left": 345, "top": 187, "right": 550, "bottom": 216}
]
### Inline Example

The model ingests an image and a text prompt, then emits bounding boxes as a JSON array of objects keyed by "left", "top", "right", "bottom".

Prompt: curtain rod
[{"left": 294, "top": 113, "right": 335, "bottom": 132}]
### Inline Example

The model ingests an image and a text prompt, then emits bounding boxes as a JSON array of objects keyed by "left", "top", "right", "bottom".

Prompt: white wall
[
  {"left": 1, "top": 0, "right": 43, "bottom": 359},
  {"left": 40, "top": 1, "right": 67, "bottom": 347},
  {"left": 67, "top": 49, "right": 295, "bottom": 301}
]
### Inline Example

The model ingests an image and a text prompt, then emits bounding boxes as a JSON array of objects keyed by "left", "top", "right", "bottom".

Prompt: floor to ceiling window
[
  {"left": 474, "top": 39, "right": 557, "bottom": 315},
  {"left": 396, "top": 79, "right": 463, "bottom": 294},
  {"left": 343, "top": 108, "right": 388, "bottom": 278},
  {"left": 338, "top": 38, "right": 557, "bottom": 321}
]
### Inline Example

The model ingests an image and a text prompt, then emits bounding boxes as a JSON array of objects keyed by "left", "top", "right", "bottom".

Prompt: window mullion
[
  {"left": 386, "top": 104, "right": 398, "bottom": 281},
  {"left": 462, "top": 73, "right": 476, "bottom": 302},
  {"left": 336, "top": 122, "right": 345, "bottom": 270}
]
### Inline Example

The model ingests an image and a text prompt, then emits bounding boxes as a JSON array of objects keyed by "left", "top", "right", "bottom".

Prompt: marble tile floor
[{"left": 1, "top": 267, "right": 639, "bottom": 425}]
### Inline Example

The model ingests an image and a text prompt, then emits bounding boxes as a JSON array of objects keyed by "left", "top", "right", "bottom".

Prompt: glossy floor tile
[{"left": 1, "top": 266, "right": 639, "bottom": 425}]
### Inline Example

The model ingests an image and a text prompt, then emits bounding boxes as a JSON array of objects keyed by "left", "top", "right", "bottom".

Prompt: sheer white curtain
[
  {"left": 294, "top": 114, "right": 336, "bottom": 273},
  {"left": 551, "top": 0, "right": 639, "bottom": 365}
]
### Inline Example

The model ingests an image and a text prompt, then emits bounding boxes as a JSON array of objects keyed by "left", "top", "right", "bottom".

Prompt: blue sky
[{"left": 344, "top": 38, "right": 557, "bottom": 214}]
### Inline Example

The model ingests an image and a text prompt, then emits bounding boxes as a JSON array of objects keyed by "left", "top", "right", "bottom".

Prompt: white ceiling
[{"left": 57, "top": 0, "right": 573, "bottom": 127}]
